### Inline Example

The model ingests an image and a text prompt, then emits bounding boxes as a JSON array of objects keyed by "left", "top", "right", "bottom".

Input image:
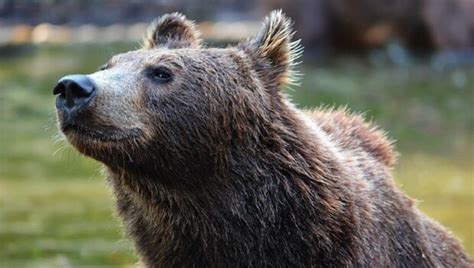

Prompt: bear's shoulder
[{"left": 306, "top": 107, "right": 397, "bottom": 168}]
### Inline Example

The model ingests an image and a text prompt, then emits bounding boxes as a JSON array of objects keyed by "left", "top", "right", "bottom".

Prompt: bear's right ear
[
  {"left": 143, "top": 12, "right": 201, "bottom": 49},
  {"left": 238, "top": 10, "right": 302, "bottom": 89}
]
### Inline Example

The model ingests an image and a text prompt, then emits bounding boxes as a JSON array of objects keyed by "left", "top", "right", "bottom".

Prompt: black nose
[{"left": 53, "top": 74, "right": 96, "bottom": 114}]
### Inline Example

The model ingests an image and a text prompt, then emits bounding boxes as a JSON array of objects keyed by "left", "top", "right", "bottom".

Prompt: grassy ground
[{"left": 0, "top": 43, "right": 472, "bottom": 267}]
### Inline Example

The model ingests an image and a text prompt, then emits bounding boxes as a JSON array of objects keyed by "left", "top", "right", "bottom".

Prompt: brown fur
[
  {"left": 309, "top": 107, "right": 396, "bottom": 168},
  {"left": 55, "top": 11, "right": 473, "bottom": 267}
]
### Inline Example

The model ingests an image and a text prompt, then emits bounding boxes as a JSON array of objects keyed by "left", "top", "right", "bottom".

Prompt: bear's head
[{"left": 54, "top": 11, "right": 302, "bottom": 183}]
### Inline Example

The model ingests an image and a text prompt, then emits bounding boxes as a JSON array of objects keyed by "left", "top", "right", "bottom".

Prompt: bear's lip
[{"left": 61, "top": 123, "right": 142, "bottom": 142}]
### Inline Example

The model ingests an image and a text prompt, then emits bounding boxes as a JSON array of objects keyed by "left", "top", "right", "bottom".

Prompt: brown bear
[{"left": 53, "top": 11, "right": 472, "bottom": 267}]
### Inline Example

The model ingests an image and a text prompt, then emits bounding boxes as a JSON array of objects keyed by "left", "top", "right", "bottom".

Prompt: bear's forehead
[{"left": 110, "top": 48, "right": 237, "bottom": 63}]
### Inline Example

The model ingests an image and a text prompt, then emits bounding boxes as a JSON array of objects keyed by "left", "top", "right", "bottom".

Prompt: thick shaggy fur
[{"left": 55, "top": 11, "right": 472, "bottom": 267}]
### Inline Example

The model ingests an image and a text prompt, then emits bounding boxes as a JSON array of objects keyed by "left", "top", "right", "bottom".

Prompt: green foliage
[{"left": 0, "top": 44, "right": 472, "bottom": 266}]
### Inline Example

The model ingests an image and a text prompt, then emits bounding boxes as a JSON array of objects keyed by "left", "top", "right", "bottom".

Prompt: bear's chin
[
  {"left": 61, "top": 123, "right": 145, "bottom": 163},
  {"left": 61, "top": 122, "right": 142, "bottom": 142},
  {"left": 66, "top": 135, "right": 140, "bottom": 169}
]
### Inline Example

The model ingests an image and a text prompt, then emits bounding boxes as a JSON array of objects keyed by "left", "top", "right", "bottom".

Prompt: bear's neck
[{"left": 105, "top": 103, "right": 356, "bottom": 266}]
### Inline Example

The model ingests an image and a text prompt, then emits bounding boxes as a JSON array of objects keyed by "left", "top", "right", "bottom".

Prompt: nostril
[
  {"left": 69, "top": 81, "right": 93, "bottom": 98},
  {"left": 54, "top": 75, "right": 95, "bottom": 96},
  {"left": 53, "top": 82, "right": 66, "bottom": 97},
  {"left": 54, "top": 74, "right": 96, "bottom": 111}
]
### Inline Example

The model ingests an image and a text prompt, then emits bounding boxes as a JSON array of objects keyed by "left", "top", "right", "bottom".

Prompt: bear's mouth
[{"left": 61, "top": 123, "right": 142, "bottom": 142}]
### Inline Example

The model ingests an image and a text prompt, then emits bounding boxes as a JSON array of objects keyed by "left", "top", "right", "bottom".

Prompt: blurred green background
[{"left": 0, "top": 42, "right": 472, "bottom": 267}]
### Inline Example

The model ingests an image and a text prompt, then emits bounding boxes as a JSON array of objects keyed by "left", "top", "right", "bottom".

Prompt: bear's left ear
[
  {"left": 143, "top": 12, "right": 201, "bottom": 49},
  {"left": 238, "top": 10, "right": 302, "bottom": 89}
]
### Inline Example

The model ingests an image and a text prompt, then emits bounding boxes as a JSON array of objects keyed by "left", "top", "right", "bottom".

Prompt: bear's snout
[{"left": 53, "top": 74, "right": 96, "bottom": 121}]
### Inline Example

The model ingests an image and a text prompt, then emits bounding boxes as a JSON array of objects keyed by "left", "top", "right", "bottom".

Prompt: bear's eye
[
  {"left": 99, "top": 63, "right": 110, "bottom": 71},
  {"left": 146, "top": 67, "right": 173, "bottom": 83}
]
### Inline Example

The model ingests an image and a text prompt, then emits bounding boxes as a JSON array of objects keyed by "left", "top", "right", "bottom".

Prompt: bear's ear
[
  {"left": 239, "top": 10, "right": 302, "bottom": 89},
  {"left": 143, "top": 12, "right": 201, "bottom": 49}
]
